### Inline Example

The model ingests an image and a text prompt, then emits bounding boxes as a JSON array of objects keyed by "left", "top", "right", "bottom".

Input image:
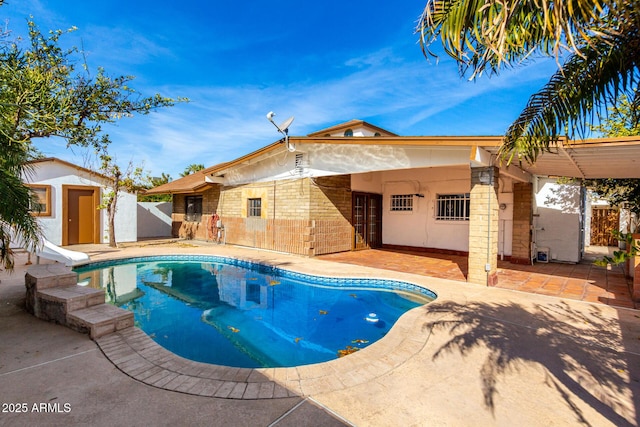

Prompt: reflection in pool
[{"left": 75, "top": 256, "right": 436, "bottom": 368}]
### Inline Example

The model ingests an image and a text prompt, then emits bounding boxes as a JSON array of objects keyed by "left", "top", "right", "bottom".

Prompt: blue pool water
[{"left": 75, "top": 256, "right": 436, "bottom": 368}]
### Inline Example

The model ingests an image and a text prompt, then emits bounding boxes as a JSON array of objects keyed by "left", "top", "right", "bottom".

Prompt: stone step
[
  {"left": 26, "top": 264, "right": 78, "bottom": 291},
  {"left": 34, "top": 285, "right": 105, "bottom": 324},
  {"left": 67, "top": 304, "right": 134, "bottom": 339},
  {"left": 25, "top": 264, "right": 79, "bottom": 316}
]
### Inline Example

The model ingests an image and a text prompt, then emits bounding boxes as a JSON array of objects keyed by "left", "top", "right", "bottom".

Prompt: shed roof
[{"left": 26, "top": 157, "right": 113, "bottom": 182}]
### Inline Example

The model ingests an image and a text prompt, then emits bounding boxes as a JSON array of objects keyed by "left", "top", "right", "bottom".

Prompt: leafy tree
[
  {"left": 138, "top": 173, "right": 173, "bottom": 202},
  {"left": 0, "top": 17, "right": 184, "bottom": 270},
  {"left": 95, "top": 149, "right": 146, "bottom": 248},
  {"left": 590, "top": 95, "right": 640, "bottom": 137},
  {"left": 180, "top": 164, "right": 205, "bottom": 177},
  {"left": 417, "top": 0, "right": 640, "bottom": 164},
  {"left": 587, "top": 178, "right": 640, "bottom": 231}
]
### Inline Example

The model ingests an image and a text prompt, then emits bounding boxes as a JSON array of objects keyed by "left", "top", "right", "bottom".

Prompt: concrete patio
[{"left": 0, "top": 241, "right": 638, "bottom": 426}]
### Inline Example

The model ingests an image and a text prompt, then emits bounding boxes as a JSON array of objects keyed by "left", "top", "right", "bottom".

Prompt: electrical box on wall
[{"left": 537, "top": 247, "right": 550, "bottom": 263}]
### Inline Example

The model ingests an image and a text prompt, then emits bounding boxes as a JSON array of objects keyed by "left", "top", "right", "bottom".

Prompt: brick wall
[
  {"left": 309, "top": 176, "right": 352, "bottom": 254},
  {"left": 468, "top": 167, "right": 499, "bottom": 285},
  {"left": 171, "top": 176, "right": 354, "bottom": 256},
  {"left": 171, "top": 186, "right": 220, "bottom": 239},
  {"left": 218, "top": 185, "right": 243, "bottom": 217},
  {"left": 312, "top": 219, "right": 353, "bottom": 255},
  {"left": 273, "top": 179, "right": 311, "bottom": 220},
  {"left": 221, "top": 217, "right": 312, "bottom": 255},
  {"left": 203, "top": 186, "right": 221, "bottom": 214},
  {"left": 511, "top": 182, "right": 533, "bottom": 264},
  {"left": 219, "top": 177, "right": 353, "bottom": 255},
  {"left": 310, "top": 176, "right": 351, "bottom": 220},
  {"left": 219, "top": 180, "right": 311, "bottom": 220}
]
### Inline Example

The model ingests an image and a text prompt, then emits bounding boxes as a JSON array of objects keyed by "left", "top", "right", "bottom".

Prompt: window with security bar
[
  {"left": 390, "top": 194, "right": 413, "bottom": 211},
  {"left": 436, "top": 193, "right": 470, "bottom": 220}
]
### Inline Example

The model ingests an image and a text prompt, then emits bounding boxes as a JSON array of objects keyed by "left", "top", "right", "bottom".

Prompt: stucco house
[
  {"left": 145, "top": 120, "right": 640, "bottom": 287},
  {"left": 23, "top": 157, "right": 138, "bottom": 246}
]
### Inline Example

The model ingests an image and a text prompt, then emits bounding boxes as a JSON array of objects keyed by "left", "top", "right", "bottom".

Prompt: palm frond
[
  {"left": 0, "top": 167, "right": 42, "bottom": 270},
  {"left": 418, "top": 0, "right": 621, "bottom": 78},
  {"left": 499, "top": 28, "right": 640, "bottom": 163}
]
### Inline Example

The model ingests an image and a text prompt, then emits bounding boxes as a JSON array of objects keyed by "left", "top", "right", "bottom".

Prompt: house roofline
[
  {"left": 567, "top": 135, "right": 640, "bottom": 147},
  {"left": 289, "top": 135, "right": 506, "bottom": 146},
  {"left": 210, "top": 136, "right": 507, "bottom": 174},
  {"left": 26, "top": 157, "right": 113, "bottom": 182},
  {"left": 307, "top": 119, "right": 398, "bottom": 137},
  {"left": 205, "top": 141, "right": 283, "bottom": 176},
  {"left": 140, "top": 134, "right": 509, "bottom": 195}
]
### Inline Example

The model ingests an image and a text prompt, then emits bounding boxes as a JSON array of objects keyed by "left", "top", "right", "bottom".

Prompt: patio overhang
[
  {"left": 485, "top": 136, "right": 640, "bottom": 179},
  {"left": 146, "top": 134, "right": 640, "bottom": 195}
]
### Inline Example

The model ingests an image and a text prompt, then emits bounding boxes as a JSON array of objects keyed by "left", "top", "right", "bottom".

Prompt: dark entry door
[{"left": 352, "top": 192, "right": 382, "bottom": 250}]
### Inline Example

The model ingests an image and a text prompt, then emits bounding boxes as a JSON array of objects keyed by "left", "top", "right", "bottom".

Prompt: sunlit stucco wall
[
  {"left": 533, "top": 178, "right": 582, "bottom": 263},
  {"left": 352, "top": 166, "right": 516, "bottom": 256},
  {"left": 22, "top": 161, "right": 137, "bottom": 245}
]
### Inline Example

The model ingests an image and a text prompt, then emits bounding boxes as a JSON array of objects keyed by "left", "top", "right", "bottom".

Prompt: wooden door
[
  {"left": 352, "top": 192, "right": 382, "bottom": 250},
  {"left": 65, "top": 187, "right": 98, "bottom": 245},
  {"left": 590, "top": 208, "right": 619, "bottom": 246}
]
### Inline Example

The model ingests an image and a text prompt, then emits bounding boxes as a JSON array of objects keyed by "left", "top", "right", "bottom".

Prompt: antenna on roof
[{"left": 266, "top": 111, "right": 296, "bottom": 152}]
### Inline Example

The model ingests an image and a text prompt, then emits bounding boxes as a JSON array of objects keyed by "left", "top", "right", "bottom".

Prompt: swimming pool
[{"left": 75, "top": 255, "right": 436, "bottom": 368}]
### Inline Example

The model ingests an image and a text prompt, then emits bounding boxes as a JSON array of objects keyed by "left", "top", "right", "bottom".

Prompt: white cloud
[
  {"left": 9, "top": 4, "right": 561, "bottom": 180},
  {"left": 96, "top": 51, "right": 560, "bottom": 178}
]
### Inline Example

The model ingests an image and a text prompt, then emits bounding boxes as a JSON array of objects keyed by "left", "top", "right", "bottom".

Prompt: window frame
[
  {"left": 247, "top": 198, "right": 262, "bottom": 218},
  {"left": 435, "top": 193, "right": 470, "bottom": 221},
  {"left": 27, "top": 184, "right": 52, "bottom": 216},
  {"left": 390, "top": 194, "right": 414, "bottom": 212},
  {"left": 184, "top": 195, "right": 203, "bottom": 222}
]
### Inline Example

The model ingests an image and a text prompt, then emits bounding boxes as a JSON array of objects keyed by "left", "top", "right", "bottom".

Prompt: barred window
[
  {"left": 436, "top": 194, "right": 470, "bottom": 221},
  {"left": 390, "top": 194, "right": 413, "bottom": 212},
  {"left": 248, "top": 198, "right": 262, "bottom": 217},
  {"left": 185, "top": 195, "right": 202, "bottom": 222}
]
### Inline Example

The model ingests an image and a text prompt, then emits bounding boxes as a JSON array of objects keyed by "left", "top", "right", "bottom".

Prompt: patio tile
[{"left": 320, "top": 248, "right": 636, "bottom": 309}]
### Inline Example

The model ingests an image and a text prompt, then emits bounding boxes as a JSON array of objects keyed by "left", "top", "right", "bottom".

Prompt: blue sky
[{"left": 3, "top": 0, "right": 560, "bottom": 179}]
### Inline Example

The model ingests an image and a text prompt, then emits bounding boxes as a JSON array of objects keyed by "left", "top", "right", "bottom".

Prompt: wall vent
[{"left": 295, "top": 153, "right": 305, "bottom": 174}]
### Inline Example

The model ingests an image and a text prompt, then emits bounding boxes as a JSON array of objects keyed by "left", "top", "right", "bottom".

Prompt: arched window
[
  {"left": 374, "top": 132, "right": 381, "bottom": 137},
  {"left": 344, "top": 129, "right": 353, "bottom": 137}
]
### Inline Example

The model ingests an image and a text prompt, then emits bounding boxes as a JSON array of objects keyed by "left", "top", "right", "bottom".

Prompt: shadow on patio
[{"left": 422, "top": 299, "right": 639, "bottom": 426}]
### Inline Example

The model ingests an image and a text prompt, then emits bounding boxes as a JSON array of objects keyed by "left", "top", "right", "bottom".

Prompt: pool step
[
  {"left": 35, "top": 285, "right": 106, "bottom": 323},
  {"left": 25, "top": 263, "right": 134, "bottom": 340},
  {"left": 67, "top": 304, "right": 134, "bottom": 339}
]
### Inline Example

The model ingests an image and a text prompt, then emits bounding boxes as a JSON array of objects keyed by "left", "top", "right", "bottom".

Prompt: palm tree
[
  {"left": 180, "top": 164, "right": 205, "bottom": 177},
  {"left": 0, "top": 141, "right": 41, "bottom": 271},
  {"left": 417, "top": 0, "right": 640, "bottom": 164}
]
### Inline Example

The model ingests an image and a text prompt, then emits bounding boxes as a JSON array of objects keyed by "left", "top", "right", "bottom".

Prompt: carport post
[{"left": 468, "top": 166, "right": 500, "bottom": 286}]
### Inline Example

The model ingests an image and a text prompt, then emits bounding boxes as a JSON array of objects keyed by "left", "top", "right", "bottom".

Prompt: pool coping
[
  {"left": 96, "top": 299, "right": 431, "bottom": 400},
  {"left": 77, "top": 251, "right": 439, "bottom": 400}
]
